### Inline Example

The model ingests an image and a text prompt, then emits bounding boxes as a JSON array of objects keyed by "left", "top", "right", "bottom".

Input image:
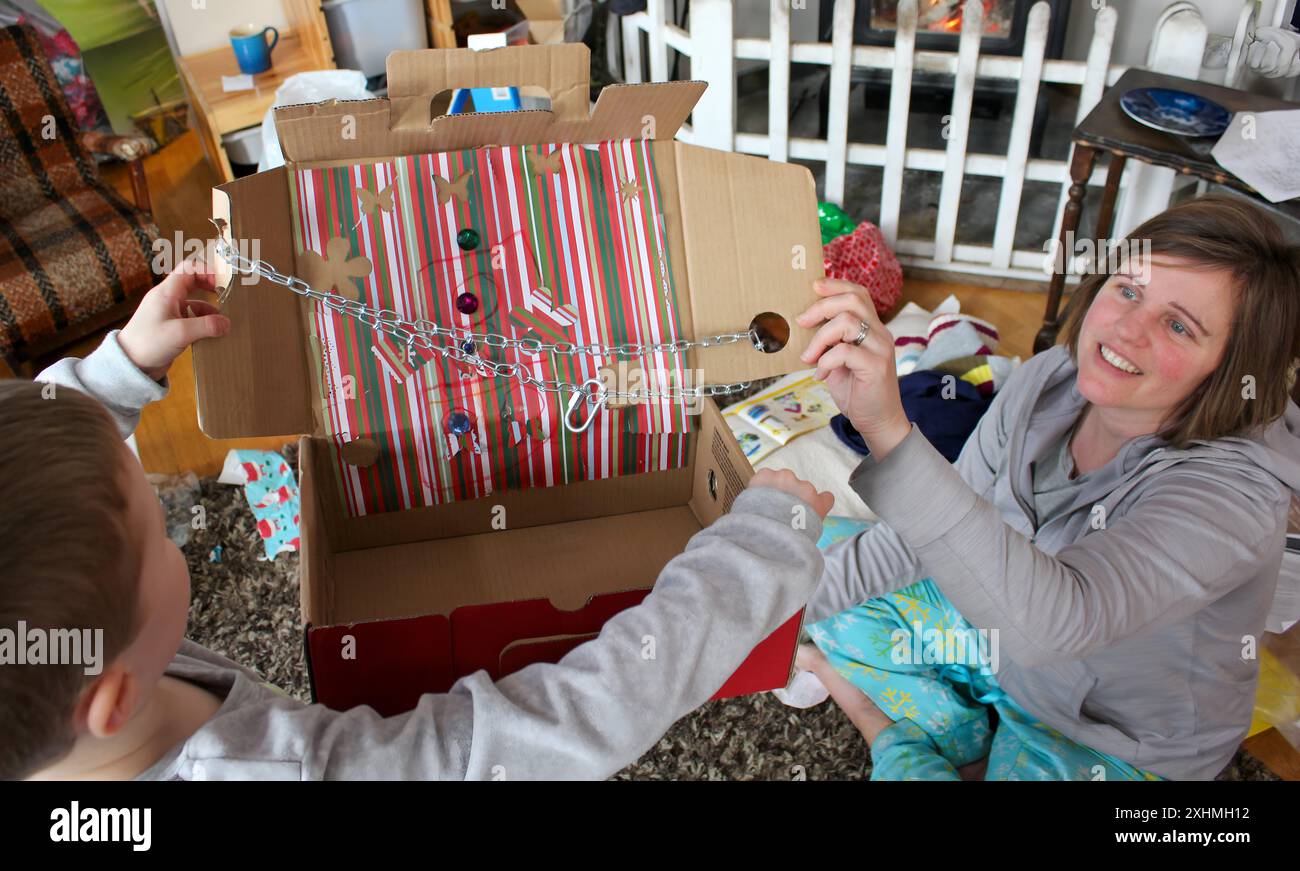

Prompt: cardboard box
[
  {"left": 516, "top": 0, "right": 565, "bottom": 46},
  {"left": 196, "top": 43, "right": 824, "bottom": 718},
  {"left": 442, "top": 0, "right": 562, "bottom": 49}
]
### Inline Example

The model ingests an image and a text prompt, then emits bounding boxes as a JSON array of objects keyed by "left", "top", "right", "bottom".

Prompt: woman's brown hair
[{"left": 1058, "top": 194, "right": 1300, "bottom": 448}]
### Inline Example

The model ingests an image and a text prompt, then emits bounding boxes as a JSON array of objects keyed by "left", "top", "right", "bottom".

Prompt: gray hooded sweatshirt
[
  {"left": 808, "top": 344, "right": 1300, "bottom": 780},
  {"left": 37, "top": 332, "right": 825, "bottom": 780}
]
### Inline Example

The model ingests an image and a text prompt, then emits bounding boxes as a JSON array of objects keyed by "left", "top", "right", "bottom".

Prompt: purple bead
[{"left": 456, "top": 292, "right": 479, "bottom": 315}]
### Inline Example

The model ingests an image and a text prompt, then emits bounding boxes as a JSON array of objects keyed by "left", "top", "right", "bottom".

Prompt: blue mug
[{"left": 229, "top": 24, "right": 279, "bottom": 75}]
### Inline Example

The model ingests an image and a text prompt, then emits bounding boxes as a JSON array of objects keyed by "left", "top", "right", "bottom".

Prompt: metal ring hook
[
  {"left": 207, "top": 218, "right": 238, "bottom": 305},
  {"left": 563, "top": 378, "right": 607, "bottom": 434}
]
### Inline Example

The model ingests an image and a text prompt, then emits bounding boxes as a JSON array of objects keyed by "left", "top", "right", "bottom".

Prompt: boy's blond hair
[{"left": 0, "top": 380, "right": 142, "bottom": 780}]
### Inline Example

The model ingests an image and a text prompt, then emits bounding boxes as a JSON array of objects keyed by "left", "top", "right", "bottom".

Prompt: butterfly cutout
[
  {"left": 357, "top": 183, "right": 395, "bottom": 217},
  {"left": 300, "top": 237, "right": 372, "bottom": 301},
  {"left": 529, "top": 146, "right": 564, "bottom": 174},
  {"left": 433, "top": 170, "right": 473, "bottom": 204},
  {"left": 529, "top": 285, "right": 577, "bottom": 325}
]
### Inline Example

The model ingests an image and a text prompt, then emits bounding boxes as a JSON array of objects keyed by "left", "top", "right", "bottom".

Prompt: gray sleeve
[
  {"left": 804, "top": 521, "right": 924, "bottom": 624},
  {"left": 804, "top": 376, "right": 1016, "bottom": 625},
  {"left": 203, "top": 486, "right": 825, "bottom": 780},
  {"left": 950, "top": 366, "right": 1015, "bottom": 496},
  {"left": 34, "top": 330, "right": 168, "bottom": 438},
  {"left": 849, "top": 423, "right": 1288, "bottom": 667}
]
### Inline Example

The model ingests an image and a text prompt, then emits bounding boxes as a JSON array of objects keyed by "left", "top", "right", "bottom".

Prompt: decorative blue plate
[{"left": 1119, "top": 87, "right": 1231, "bottom": 138}]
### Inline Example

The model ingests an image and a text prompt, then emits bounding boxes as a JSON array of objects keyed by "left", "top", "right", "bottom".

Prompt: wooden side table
[
  {"left": 175, "top": 29, "right": 334, "bottom": 182},
  {"left": 1036, "top": 68, "right": 1300, "bottom": 354}
]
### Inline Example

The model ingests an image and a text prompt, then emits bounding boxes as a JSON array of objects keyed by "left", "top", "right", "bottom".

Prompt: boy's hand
[
  {"left": 118, "top": 259, "right": 231, "bottom": 382},
  {"left": 749, "top": 468, "right": 834, "bottom": 519}
]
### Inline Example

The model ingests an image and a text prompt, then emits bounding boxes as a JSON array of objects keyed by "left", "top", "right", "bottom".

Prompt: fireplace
[
  {"left": 811, "top": 0, "right": 1075, "bottom": 151},
  {"left": 818, "top": 0, "right": 1072, "bottom": 59}
]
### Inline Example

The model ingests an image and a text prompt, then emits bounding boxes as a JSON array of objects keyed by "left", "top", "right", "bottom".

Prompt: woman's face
[{"left": 1076, "top": 255, "right": 1236, "bottom": 429}]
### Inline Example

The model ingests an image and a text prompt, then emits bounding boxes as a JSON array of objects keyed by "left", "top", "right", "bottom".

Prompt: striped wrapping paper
[{"left": 288, "top": 140, "right": 692, "bottom": 516}]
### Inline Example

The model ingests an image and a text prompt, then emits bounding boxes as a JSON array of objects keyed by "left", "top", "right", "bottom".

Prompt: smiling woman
[
  {"left": 1059, "top": 196, "right": 1300, "bottom": 456},
  {"left": 792, "top": 194, "right": 1300, "bottom": 781}
]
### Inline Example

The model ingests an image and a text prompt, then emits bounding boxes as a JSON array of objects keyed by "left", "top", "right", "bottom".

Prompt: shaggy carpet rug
[{"left": 168, "top": 446, "right": 1278, "bottom": 781}]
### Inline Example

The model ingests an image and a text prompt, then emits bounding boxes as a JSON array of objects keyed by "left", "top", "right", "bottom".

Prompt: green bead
[{"left": 456, "top": 228, "right": 480, "bottom": 251}]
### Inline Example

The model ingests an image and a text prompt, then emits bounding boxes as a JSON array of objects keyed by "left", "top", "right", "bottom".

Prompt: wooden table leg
[
  {"left": 128, "top": 159, "right": 152, "bottom": 215},
  {"left": 1035, "top": 144, "right": 1098, "bottom": 354},
  {"left": 1094, "top": 152, "right": 1126, "bottom": 265}
]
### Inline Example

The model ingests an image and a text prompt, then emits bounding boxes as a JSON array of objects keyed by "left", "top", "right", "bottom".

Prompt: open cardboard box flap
[
  {"left": 273, "top": 44, "right": 703, "bottom": 160},
  {"left": 298, "top": 395, "right": 750, "bottom": 626},
  {"left": 197, "top": 44, "right": 821, "bottom": 440},
  {"left": 517, "top": 0, "right": 566, "bottom": 45},
  {"left": 193, "top": 46, "right": 818, "bottom": 703}
]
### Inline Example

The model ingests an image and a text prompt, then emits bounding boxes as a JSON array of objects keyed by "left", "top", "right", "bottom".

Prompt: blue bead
[{"left": 446, "top": 411, "right": 473, "bottom": 435}]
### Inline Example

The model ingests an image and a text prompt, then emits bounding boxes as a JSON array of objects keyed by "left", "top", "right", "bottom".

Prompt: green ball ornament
[
  {"left": 456, "top": 228, "right": 480, "bottom": 251},
  {"left": 818, "top": 201, "right": 856, "bottom": 245}
]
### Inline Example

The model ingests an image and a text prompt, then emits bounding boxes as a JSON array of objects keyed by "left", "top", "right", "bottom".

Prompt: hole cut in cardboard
[
  {"left": 429, "top": 85, "right": 553, "bottom": 119},
  {"left": 749, "top": 311, "right": 790, "bottom": 353}
]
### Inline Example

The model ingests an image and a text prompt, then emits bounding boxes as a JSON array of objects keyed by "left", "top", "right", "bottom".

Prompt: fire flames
[{"left": 898, "top": 0, "right": 1008, "bottom": 36}]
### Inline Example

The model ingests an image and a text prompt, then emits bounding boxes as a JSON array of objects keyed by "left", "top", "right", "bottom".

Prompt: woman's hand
[
  {"left": 796, "top": 278, "right": 911, "bottom": 460},
  {"left": 118, "top": 258, "right": 231, "bottom": 382},
  {"left": 749, "top": 468, "right": 835, "bottom": 519}
]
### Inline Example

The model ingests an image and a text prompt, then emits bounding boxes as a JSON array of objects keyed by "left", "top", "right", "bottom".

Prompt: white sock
[{"left": 771, "top": 668, "right": 830, "bottom": 709}]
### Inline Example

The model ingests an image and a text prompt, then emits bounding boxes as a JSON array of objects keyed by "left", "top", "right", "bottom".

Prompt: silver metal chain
[{"left": 213, "top": 235, "right": 755, "bottom": 431}]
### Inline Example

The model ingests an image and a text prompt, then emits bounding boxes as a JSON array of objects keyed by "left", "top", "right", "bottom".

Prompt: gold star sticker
[{"left": 619, "top": 180, "right": 641, "bottom": 203}]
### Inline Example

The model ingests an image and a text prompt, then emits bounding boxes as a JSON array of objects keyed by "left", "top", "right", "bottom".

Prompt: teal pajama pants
[{"left": 811, "top": 518, "right": 1163, "bottom": 782}]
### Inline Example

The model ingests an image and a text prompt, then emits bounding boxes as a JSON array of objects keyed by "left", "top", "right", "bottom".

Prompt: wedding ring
[{"left": 850, "top": 320, "right": 869, "bottom": 347}]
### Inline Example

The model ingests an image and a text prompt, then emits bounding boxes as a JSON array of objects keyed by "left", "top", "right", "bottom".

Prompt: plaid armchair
[{"left": 0, "top": 23, "right": 158, "bottom": 370}]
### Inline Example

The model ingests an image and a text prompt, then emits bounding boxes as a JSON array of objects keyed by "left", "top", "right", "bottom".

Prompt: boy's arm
[
  {"left": 446, "top": 487, "right": 824, "bottom": 780},
  {"left": 191, "top": 487, "right": 825, "bottom": 780},
  {"left": 36, "top": 330, "right": 167, "bottom": 438},
  {"left": 804, "top": 520, "right": 924, "bottom": 624},
  {"left": 36, "top": 261, "right": 229, "bottom": 439}
]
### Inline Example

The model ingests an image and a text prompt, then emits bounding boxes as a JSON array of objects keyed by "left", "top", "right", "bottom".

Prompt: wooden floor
[{"left": 10, "top": 129, "right": 1299, "bottom": 780}]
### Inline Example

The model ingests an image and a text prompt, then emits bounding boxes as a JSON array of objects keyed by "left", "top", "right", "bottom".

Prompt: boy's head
[{"left": 0, "top": 380, "right": 191, "bottom": 780}]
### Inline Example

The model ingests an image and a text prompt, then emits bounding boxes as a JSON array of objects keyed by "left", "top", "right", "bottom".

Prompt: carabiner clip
[{"left": 563, "top": 378, "right": 607, "bottom": 434}]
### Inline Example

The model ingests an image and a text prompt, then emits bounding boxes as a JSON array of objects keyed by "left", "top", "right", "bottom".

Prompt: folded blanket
[
  {"left": 831, "top": 370, "right": 995, "bottom": 463},
  {"left": 931, "top": 353, "right": 1020, "bottom": 397},
  {"left": 885, "top": 294, "right": 1003, "bottom": 376}
]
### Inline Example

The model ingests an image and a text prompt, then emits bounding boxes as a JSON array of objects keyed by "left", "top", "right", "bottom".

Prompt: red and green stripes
[{"left": 290, "top": 141, "right": 692, "bottom": 516}]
